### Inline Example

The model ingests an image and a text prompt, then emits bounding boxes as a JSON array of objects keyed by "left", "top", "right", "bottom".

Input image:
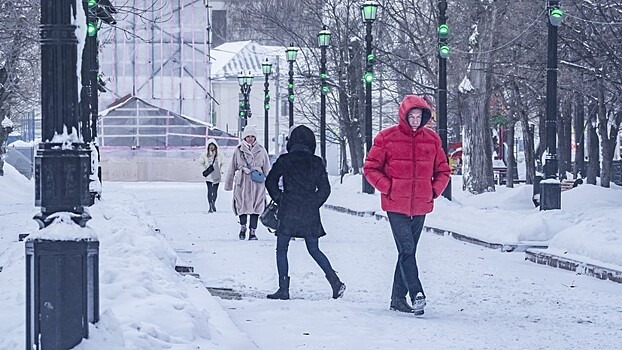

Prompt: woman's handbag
[
  {"left": 260, "top": 200, "right": 279, "bottom": 231},
  {"left": 250, "top": 169, "right": 266, "bottom": 183},
  {"left": 242, "top": 152, "right": 265, "bottom": 183},
  {"left": 202, "top": 157, "right": 216, "bottom": 177}
]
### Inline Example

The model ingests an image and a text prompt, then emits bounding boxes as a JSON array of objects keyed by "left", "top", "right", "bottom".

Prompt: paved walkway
[{"left": 323, "top": 203, "right": 622, "bottom": 284}]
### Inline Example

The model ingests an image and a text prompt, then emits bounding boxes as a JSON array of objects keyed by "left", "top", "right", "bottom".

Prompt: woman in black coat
[{"left": 264, "top": 125, "right": 346, "bottom": 300}]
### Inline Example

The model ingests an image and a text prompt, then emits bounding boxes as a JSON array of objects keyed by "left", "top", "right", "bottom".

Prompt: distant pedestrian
[
  {"left": 264, "top": 125, "right": 346, "bottom": 300},
  {"left": 198, "top": 138, "right": 224, "bottom": 213},
  {"left": 363, "top": 95, "right": 451, "bottom": 315},
  {"left": 224, "top": 125, "right": 270, "bottom": 240}
]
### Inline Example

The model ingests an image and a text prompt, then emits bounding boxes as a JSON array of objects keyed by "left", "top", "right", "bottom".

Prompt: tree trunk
[
  {"left": 558, "top": 96, "right": 572, "bottom": 178},
  {"left": 347, "top": 40, "right": 364, "bottom": 174},
  {"left": 535, "top": 105, "right": 546, "bottom": 173},
  {"left": 505, "top": 121, "right": 516, "bottom": 188},
  {"left": 574, "top": 91, "right": 586, "bottom": 178},
  {"left": 521, "top": 122, "right": 536, "bottom": 184},
  {"left": 597, "top": 80, "right": 612, "bottom": 187},
  {"left": 586, "top": 101, "right": 599, "bottom": 185},
  {"left": 459, "top": 4, "right": 497, "bottom": 194},
  {"left": 514, "top": 80, "right": 535, "bottom": 184}
]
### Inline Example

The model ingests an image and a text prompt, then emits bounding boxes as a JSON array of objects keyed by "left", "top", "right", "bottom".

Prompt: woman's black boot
[
  {"left": 267, "top": 276, "right": 290, "bottom": 300},
  {"left": 325, "top": 272, "right": 346, "bottom": 299}
]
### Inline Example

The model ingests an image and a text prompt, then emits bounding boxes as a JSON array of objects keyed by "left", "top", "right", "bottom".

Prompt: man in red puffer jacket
[{"left": 363, "top": 94, "right": 450, "bottom": 316}]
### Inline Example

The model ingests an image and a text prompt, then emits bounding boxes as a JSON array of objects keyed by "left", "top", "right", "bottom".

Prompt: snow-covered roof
[
  {"left": 97, "top": 95, "right": 238, "bottom": 148},
  {"left": 211, "top": 41, "right": 309, "bottom": 80}
]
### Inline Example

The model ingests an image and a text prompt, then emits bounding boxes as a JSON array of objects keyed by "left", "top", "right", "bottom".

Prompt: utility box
[{"left": 26, "top": 239, "right": 99, "bottom": 350}]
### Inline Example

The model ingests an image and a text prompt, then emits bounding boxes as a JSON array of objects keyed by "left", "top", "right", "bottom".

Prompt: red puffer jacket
[{"left": 363, "top": 95, "right": 451, "bottom": 216}]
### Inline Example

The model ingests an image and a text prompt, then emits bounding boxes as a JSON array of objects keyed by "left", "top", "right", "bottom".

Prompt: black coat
[{"left": 265, "top": 145, "right": 330, "bottom": 238}]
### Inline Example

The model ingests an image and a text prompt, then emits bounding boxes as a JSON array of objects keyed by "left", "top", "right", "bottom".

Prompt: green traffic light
[
  {"left": 363, "top": 71, "right": 374, "bottom": 83},
  {"left": 288, "top": 83, "right": 294, "bottom": 89},
  {"left": 264, "top": 104, "right": 270, "bottom": 110},
  {"left": 549, "top": 8, "right": 564, "bottom": 26},
  {"left": 438, "top": 24, "right": 449, "bottom": 38},
  {"left": 289, "top": 94, "right": 295, "bottom": 101},
  {"left": 265, "top": 92, "right": 270, "bottom": 99},
  {"left": 550, "top": 9, "right": 563, "bottom": 18},
  {"left": 88, "top": 0, "right": 96, "bottom": 7},
  {"left": 440, "top": 45, "right": 450, "bottom": 58},
  {"left": 367, "top": 54, "right": 375, "bottom": 62},
  {"left": 320, "top": 73, "right": 328, "bottom": 79},
  {"left": 87, "top": 22, "right": 97, "bottom": 36},
  {"left": 239, "top": 111, "right": 245, "bottom": 117}
]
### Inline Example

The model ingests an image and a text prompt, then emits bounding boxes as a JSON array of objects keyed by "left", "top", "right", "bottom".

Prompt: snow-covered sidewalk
[{"left": 114, "top": 180, "right": 622, "bottom": 349}]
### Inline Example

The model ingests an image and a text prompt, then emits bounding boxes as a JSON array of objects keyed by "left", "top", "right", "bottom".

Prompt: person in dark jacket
[
  {"left": 264, "top": 125, "right": 346, "bottom": 300},
  {"left": 364, "top": 95, "right": 451, "bottom": 315}
]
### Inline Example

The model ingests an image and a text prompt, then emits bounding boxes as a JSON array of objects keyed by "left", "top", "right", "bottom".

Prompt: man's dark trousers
[{"left": 387, "top": 212, "right": 426, "bottom": 301}]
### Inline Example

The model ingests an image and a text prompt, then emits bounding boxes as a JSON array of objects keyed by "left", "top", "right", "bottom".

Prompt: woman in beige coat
[
  {"left": 198, "top": 138, "right": 224, "bottom": 213},
  {"left": 224, "top": 125, "right": 271, "bottom": 240}
]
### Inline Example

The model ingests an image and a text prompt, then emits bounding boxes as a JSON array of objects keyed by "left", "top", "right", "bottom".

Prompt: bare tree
[{"left": 0, "top": 0, "right": 40, "bottom": 123}]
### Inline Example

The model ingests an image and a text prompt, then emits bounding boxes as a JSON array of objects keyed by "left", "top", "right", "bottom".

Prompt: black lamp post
[
  {"left": 238, "top": 71, "right": 254, "bottom": 133},
  {"left": 262, "top": 58, "right": 272, "bottom": 151},
  {"left": 286, "top": 44, "right": 298, "bottom": 128},
  {"left": 27, "top": 0, "right": 100, "bottom": 348},
  {"left": 361, "top": 0, "right": 379, "bottom": 194},
  {"left": 438, "top": 0, "right": 451, "bottom": 200},
  {"left": 541, "top": 0, "right": 564, "bottom": 211},
  {"left": 318, "top": 25, "right": 331, "bottom": 162}
]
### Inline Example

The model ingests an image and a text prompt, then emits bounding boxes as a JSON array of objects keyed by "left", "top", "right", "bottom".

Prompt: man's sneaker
[
  {"left": 389, "top": 298, "right": 415, "bottom": 313},
  {"left": 413, "top": 293, "right": 426, "bottom": 316}
]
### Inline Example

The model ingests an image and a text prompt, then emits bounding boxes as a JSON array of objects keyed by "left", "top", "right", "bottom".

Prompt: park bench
[{"left": 561, "top": 178, "right": 581, "bottom": 192}]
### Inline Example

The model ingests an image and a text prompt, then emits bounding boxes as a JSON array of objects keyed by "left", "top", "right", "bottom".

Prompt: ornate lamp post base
[{"left": 34, "top": 143, "right": 92, "bottom": 227}]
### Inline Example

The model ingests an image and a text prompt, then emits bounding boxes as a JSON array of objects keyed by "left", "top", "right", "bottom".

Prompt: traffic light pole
[
  {"left": 84, "top": 0, "right": 101, "bottom": 203},
  {"left": 438, "top": 0, "right": 451, "bottom": 200},
  {"left": 362, "top": 20, "right": 375, "bottom": 194},
  {"left": 541, "top": 0, "right": 562, "bottom": 210}
]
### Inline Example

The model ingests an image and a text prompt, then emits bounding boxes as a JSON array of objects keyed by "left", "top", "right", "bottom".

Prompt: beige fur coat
[{"left": 224, "top": 141, "right": 271, "bottom": 215}]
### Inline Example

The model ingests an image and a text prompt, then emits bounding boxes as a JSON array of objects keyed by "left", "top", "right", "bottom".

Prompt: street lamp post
[
  {"left": 318, "top": 26, "right": 331, "bottom": 162},
  {"left": 286, "top": 44, "right": 298, "bottom": 128},
  {"left": 541, "top": 0, "right": 564, "bottom": 210},
  {"left": 361, "top": 0, "right": 379, "bottom": 194},
  {"left": 238, "top": 71, "right": 254, "bottom": 133},
  {"left": 262, "top": 59, "right": 272, "bottom": 151},
  {"left": 27, "top": 0, "right": 99, "bottom": 348},
  {"left": 438, "top": 0, "right": 451, "bottom": 200}
]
